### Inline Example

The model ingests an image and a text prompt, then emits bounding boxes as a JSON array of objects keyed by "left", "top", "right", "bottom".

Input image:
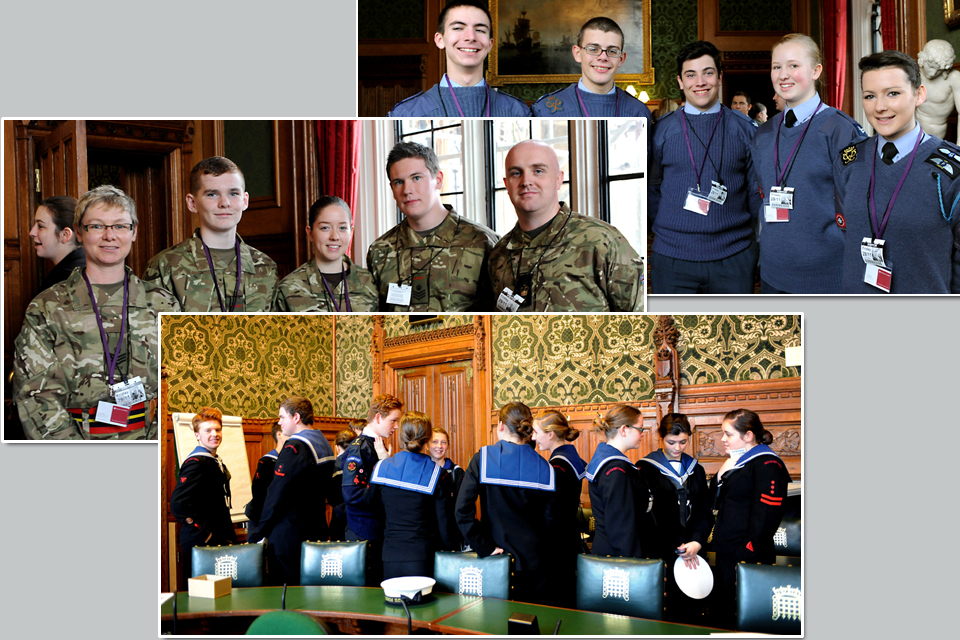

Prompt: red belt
[{"left": 66, "top": 401, "right": 146, "bottom": 434}]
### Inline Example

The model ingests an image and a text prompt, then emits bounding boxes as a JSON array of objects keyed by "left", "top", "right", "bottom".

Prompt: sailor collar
[
  {"left": 370, "top": 451, "right": 442, "bottom": 494},
  {"left": 585, "top": 442, "right": 634, "bottom": 482},
  {"left": 480, "top": 441, "right": 555, "bottom": 491},
  {"left": 288, "top": 430, "right": 336, "bottom": 464},
  {"left": 640, "top": 450, "right": 698, "bottom": 485},
  {"left": 550, "top": 443, "right": 586, "bottom": 480},
  {"left": 185, "top": 445, "right": 217, "bottom": 462}
]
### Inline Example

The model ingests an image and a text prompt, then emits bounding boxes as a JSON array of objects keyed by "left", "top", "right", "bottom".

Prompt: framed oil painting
[
  {"left": 486, "top": 0, "right": 654, "bottom": 86},
  {"left": 947, "top": 0, "right": 960, "bottom": 29}
]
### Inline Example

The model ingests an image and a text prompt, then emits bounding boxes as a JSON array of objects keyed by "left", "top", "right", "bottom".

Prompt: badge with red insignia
[
  {"left": 347, "top": 461, "right": 357, "bottom": 472},
  {"left": 835, "top": 213, "right": 845, "bottom": 229},
  {"left": 180, "top": 476, "right": 186, "bottom": 483}
]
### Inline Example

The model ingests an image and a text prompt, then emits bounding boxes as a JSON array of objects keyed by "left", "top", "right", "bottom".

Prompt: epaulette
[
  {"left": 497, "top": 89, "right": 528, "bottom": 105},
  {"left": 391, "top": 90, "right": 425, "bottom": 108},
  {"left": 925, "top": 143, "right": 960, "bottom": 180}
]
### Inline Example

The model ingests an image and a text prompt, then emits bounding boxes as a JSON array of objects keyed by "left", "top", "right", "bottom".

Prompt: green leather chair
[
  {"left": 245, "top": 610, "right": 331, "bottom": 635},
  {"left": 192, "top": 543, "right": 264, "bottom": 587},
  {"left": 576, "top": 555, "right": 664, "bottom": 620},
  {"left": 774, "top": 516, "right": 801, "bottom": 556},
  {"left": 433, "top": 551, "right": 512, "bottom": 599},
  {"left": 736, "top": 563, "right": 802, "bottom": 634},
  {"left": 300, "top": 540, "right": 367, "bottom": 587}
]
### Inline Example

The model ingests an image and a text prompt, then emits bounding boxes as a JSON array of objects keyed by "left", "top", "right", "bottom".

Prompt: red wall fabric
[
  {"left": 316, "top": 120, "right": 361, "bottom": 256},
  {"left": 822, "top": 1, "right": 847, "bottom": 110},
  {"left": 880, "top": 0, "right": 897, "bottom": 51}
]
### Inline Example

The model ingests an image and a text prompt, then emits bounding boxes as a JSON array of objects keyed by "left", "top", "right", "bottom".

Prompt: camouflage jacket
[
  {"left": 366, "top": 207, "right": 499, "bottom": 311},
  {"left": 13, "top": 267, "right": 181, "bottom": 440},
  {"left": 488, "top": 204, "right": 645, "bottom": 311},
  {"left": 143, "top": 229, "right": 278, "bottom": 312},
  {"left": 275, "top": 255, "right": 379, "bottom": 312}
]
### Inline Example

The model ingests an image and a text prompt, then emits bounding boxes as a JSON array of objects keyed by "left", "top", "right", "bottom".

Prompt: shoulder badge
[
  {"left": 841, "top": 145, "right": 858, "bottom": 165},
  {"left": 545, "top": 95, "right": 563, "bottom": 113},
  {"left": 926, "top": 152, "right": 959, "bottom": 179}
]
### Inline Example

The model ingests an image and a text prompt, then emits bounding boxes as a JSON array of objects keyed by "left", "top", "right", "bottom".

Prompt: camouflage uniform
[
  {"left": 275, "top": 256, "right": 379, "bottom": 312},
  {"left": 143, "top": 229, "right": 278, "bottom": 312},
  {"left": 366, "top": 206, "right": 499, "bottom": 311},
  {"left": 487, "top": 204, "right": 645, "bottom": 311},
  {"left": 13, "top": 267, "right": 181, "bottom": 440}
]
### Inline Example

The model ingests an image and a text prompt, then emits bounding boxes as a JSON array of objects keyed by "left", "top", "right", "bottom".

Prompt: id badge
[
  {"left": 386, "top": 282, "right": 412, "bottom": 305},
  {"left": 683, "top": 189, "right": 710, "bottom": 215},
  {"left": 769, "top": 186, "right": 795, "bottom": 209},
  {"left": 863, "top": 262, "right": 892, "bottom": 293},
  {"left": 860, "top": 237, "right": 887, "bottom": 267},
  {"left": 496, "top": 287, "right": 524, "bottom": 312},
  {"left": 111, "top": 376, "right": 146, "bottom": 408},
  {"left": 95, "top": 401, "right": 130, "bottom": 427},
  {"left": 514, "top": 273, "right": 533, "bottom": 309},
  {"left": 764, "top": 201, "right": 790, "bottom": 222},
  {"left": 707, "top": 180, "right": 728, "bottom": 205}
]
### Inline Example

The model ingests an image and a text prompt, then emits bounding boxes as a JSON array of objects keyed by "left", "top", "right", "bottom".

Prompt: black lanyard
[
  {"left": 393, "top": 215, "right": 461, "bottom": 285},
  {"left": 512, "top": 207, "right": 570, "bottom": 287},
  {"left": 680, "top": 108, "right": 725, "bottom": 190},
  {"left": 318, "top": 261, "right": 351, "bottom": 312},
  {"left": 200, "top": 235, "right": 243, "bottom": 312}
]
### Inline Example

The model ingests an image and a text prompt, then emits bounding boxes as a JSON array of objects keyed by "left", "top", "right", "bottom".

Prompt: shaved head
[
  {"left": 505, "top": 139, "right": 561, "bottom": 174},
  {"left": 503, "top": 140, "right": 564, "bottom": 229}
]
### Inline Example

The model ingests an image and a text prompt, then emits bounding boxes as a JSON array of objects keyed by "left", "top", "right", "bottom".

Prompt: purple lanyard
[
  {"left": 680, "top": 109, "right": 723, "bottom": 190},
  {"left": 774, "top": 101, "right": 823, "bottom": 185},
  {"left": 868, "top": 129, "right": 923, "bottom": 240},
  {"left": 82, "top": 268, "right": 129, "bottom": 385},
  {"left": 319, "top": 262, "right": 352, "bottom": 312},
  {"left": 444, "top": 74, "right": 491, "bottom": 117},
  {"left": 575, "top": 86, "right": 619, "bottom": 118},
  {"left": 200, "top": 235, "right": 243, "bottom": 312}
]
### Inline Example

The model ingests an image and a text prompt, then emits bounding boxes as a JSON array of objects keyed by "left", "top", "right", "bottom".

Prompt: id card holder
[
  {"left": 515, "top": 273, "right": 533, "bottom": 309},
  {"left": 860, "top": 237, "right": 887, "bottom": 267},
  {"left": 386, "top": 282, "right": 412, "bottom": 306},
  {"left": 496, "top": 287, "right": 524, "bottom": 312},
  {"left": 111, "top": 376, "right": 146, "bottom": 408},
  {"left": 863, "top": 262, "right": 892, "bottom": 292},
  {"left": 96, "top": 401, "right": 130, "bottom": 427},
  {"left": 683, "top": 189, "right": 710, "bottom": 215},
  {"left": 707, "top": 180, "right": 728, "bottom": 205},
  {"left": 763, "top": 198, "right": 790, "bottom": 223},
  {"left": 768, "top": 186, "right": 795, "bottom": 209}
]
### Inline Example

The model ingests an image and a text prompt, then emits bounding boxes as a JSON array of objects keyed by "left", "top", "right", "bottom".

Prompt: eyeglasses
[
  {"left": 82, "top": 223, "right": 135, "bottom": 234},
  {"left": 582, "top": 45, "right": 622, "bottom": 58}
]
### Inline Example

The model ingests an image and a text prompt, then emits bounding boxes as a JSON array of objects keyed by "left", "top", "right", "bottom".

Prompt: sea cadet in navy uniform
[
  {"left": 533, "top": 17, "right": 652, "bottom": 119},
  {"left": 244, "top": 421, "right": 286, "bottom": 539},
  {"left": 428, "top": 426, "right": 465, "bottom": 551},
  {"left": 341, "top": 394, "right": 403, "bottom": 586},
  {"left": 170, "top": 407, "right": 237, "bottom": 579},
  {"left": 255, "top": 397, "right": 336, "bottom": 586},
  {"left": 836, "top": 50, "right": 960, "bottom": 293},
  {"left": 388, "top": 2, "right": 529, "bottom": 117}
]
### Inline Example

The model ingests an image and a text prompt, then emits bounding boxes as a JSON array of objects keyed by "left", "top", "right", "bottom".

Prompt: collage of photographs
[{"left": 1, "top": 1, "right": 957, "bottom": 639}]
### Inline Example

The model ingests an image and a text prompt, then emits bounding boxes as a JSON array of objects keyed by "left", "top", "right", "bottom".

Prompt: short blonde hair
[
  {"left": 75, "top": 185, "right": 138, "bottom": 229},
  {"left": 773, "top": 33, "right": 822, "bottom": 68}
]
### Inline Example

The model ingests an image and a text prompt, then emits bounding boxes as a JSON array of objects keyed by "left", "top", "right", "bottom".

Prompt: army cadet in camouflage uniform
[
  {"left": 143, "top": 157, "right": 278, "bottom": 311},
  {"left": 366, "top": 141, "right": 499, "bottom": 311},
  {"left": 13, "top": 185, "right": 181, "bottom": 440},
  {"left": 488, "top": 139, "right": 645, "bottom": 312},
  {"left": 276, "top": 196, "right": 378, "bottom": 311}
]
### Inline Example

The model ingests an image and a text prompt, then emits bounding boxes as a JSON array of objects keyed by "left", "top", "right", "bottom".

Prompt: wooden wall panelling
[{"left": 895, "top": 0, "right": 925, "bottom": 59}]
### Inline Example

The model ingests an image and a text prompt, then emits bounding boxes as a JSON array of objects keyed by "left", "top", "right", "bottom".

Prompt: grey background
[{"left": 1, "top": 1, "right": 955, "bottom": 636}]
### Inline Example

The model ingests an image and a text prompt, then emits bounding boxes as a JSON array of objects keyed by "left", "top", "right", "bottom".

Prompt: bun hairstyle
[
  {"left": 38, "top": 196, "right": 79, "bottom": 239},
  {"left": 536, "top": 410, "right": 581, "bottom": 443},
  {"left": 659, "top": 412, "right": 692, "bottom": 438},
  {"left": 499, "top": 402, "right": 534, "bottom": 443},
  {"left": 722, "top": 408, "right": 774, "bottom": 445},
  {"left": 280, "top": 396, "right": 314, "bottom": 426},
  {"left": 192, "top": 407, "right": 223, "bottom": 432},
  {"left": 592, "top": 404, "right": 643, "bottom": 439},
  {"left": 399, "top": 411, "right": 433, "bottom": 452},
  {"left": 335, "top": 428, "right": 356, "bottom": 450}
]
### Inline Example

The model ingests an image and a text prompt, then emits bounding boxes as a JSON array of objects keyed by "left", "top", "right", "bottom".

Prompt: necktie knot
[
  {"left": 784, "top": 110, "right": 797, "bottom": 127},
  {"left": 881, "top": 142, "right": 898, "bottom": 165}
]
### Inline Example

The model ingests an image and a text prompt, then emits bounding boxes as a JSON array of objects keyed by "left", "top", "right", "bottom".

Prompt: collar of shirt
[
  {"left": 683, "top": 101, "right": 722, "bottom": 116},
  {"left": 785, "top": 93, "right": 822, "bottom": 126},
  {"left": 440, "top": 76, "right": 486, "bottom": 88},
  {"left": 577, "top": 78, "right": 616, "bottom": 95},
  {"left": 400, "top": 206, "right": 459, "bottom": 246},
  {"left": 879, "top": 123, "right": 923, "bottom": 164}
]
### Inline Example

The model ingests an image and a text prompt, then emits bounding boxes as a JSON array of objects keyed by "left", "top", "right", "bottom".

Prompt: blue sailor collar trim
[
  {"left": 550, "top": 444, "right": 587, "bottom": 479},
  {"left": 585, "top": 442, "right": 633, "bottom": 482},
  {"left": 264, "top": 449, "right": 278, "bottom": 460},
  {"left": 480, "top": 441, "right": 555, "bottom": 491},
  {"left": 441, "top": 458, "right": 461, "bottom": 472},
  {"left": 731, "top": 444, "right": 780, "bottom": 470},
  {"left": 186, "top": 446, "right": 217, "bottom": 461},
  {"left": 640, "top": 450, "right": 697, "bottom": 484},
  {"left": 370, "top": 451, "right": 441, "bottom": 494},
  {"left": 289, "top": 430, "right": 335, "bottom": 465}
]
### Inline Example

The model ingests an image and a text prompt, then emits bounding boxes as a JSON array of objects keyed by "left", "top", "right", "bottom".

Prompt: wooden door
[
  {"left": 36, "top": 119, "right": 88, "bottom": 200},
  {"left": 397, "top": 360, "right": 474, "bottom": 468}
]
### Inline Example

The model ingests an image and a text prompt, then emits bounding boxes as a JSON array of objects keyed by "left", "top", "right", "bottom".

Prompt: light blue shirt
[
  {"left": 577, "top": 78, "right": 616, "bottom": 95},
  {"left": 879, "top": 123, "right": 924, "bottom": 164},
  {"left": 783, "top": 93, "right": 822, "bottom": 126},
  {"left": 683, "top": 101, "right": 722, "bottom": 116},
  {"left": 440, "top": 75, "right": 486, "bottom": 88}
]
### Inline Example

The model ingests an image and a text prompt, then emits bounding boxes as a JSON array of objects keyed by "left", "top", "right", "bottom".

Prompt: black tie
[
  {"left": 784, "top": 110, "right": 797, "bottom": 127},
  {"left": 881, "top": 142, "right": 898, "bottom": 165}
]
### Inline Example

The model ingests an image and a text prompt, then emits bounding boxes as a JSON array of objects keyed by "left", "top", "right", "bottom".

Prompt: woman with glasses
[
  {"left": 13, "top": 185, "right": 181, "bottom": 440},
  {"left": 585, "top": 404, "right": 654, "bottom": 558},
  {"left": 275, "top": 196, "right": 378, "bottom": 311},
  {"left": 28, "top": 195, "right": 86, "bottom": 291}
]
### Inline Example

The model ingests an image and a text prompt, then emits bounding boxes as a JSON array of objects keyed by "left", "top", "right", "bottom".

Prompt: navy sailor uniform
[
  {"left": 438, "top": 458, "right": 465, "bottom": 551},
  {"left": 547, "top": 443, "right": 587, "bottom": 608},
  {"left": 586, "top": 442, "right": 653, "bottom": 559},
  {"left": 370, "top": 450, "right": 454, "bottom": 579},
  {"left": 341, "top": 433, "right": 386, "bottom": 584},
  {"left": 244, "top": 448, "right": 278, "bottom": 537}
]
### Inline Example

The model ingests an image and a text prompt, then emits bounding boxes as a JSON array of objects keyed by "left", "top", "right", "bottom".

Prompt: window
[
  {"left": 394, "top": 119, "right": 465, "bottom": 222},
  {"left": 600, "top": 119, "right": 647, "bottom": 259}
]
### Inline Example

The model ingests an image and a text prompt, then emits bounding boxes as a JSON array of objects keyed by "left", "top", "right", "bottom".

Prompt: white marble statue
[{"left": 916, "top": 39, "right": 960, "bottom": 143}]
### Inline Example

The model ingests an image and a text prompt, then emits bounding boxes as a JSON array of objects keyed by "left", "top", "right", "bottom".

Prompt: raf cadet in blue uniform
[
  {"left": 254, "top": 397, "right": 336, "bottom": 586},
  {"left": 836, "top": 50, "right": 960, "bottom": 294},
  {"left": 533, "top": 17, "right": 652, "bottom": 120},
  {"left": 170, "top": 407, "right": 237, "bottom": 580},
  {"left": 388, "top": 1, "right": 529, "bottom": 117}
]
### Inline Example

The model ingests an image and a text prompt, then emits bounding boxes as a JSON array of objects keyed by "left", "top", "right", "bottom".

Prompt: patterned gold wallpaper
[
  {"left": 162, "top": 315, "right": 334, "bottom": 418},
  {"left": 383, "top": 314, "right": 473, "bottom": 339},
  {"left": 335, "top": 316, "right": 374, "bottom": 419}
]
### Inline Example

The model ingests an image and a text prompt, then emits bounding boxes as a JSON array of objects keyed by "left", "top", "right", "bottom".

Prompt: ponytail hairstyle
[
  {"left": 535, "top": 409, "right": 581, "bottom": 443},
  {"left": 658, "top": 412, "right": 692, "bottom": 438},
  {"left": 722, "top": 408, "right": 773, "bottom": 445},
  {"left": 398, "top": 411, "right": 433, "bottom": 453},
  {"left": 499, "top": 402, "right": 534, "bottom": 443},
  {"left": 592, "top": 404, "right": 643, "bottom": 439}
]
